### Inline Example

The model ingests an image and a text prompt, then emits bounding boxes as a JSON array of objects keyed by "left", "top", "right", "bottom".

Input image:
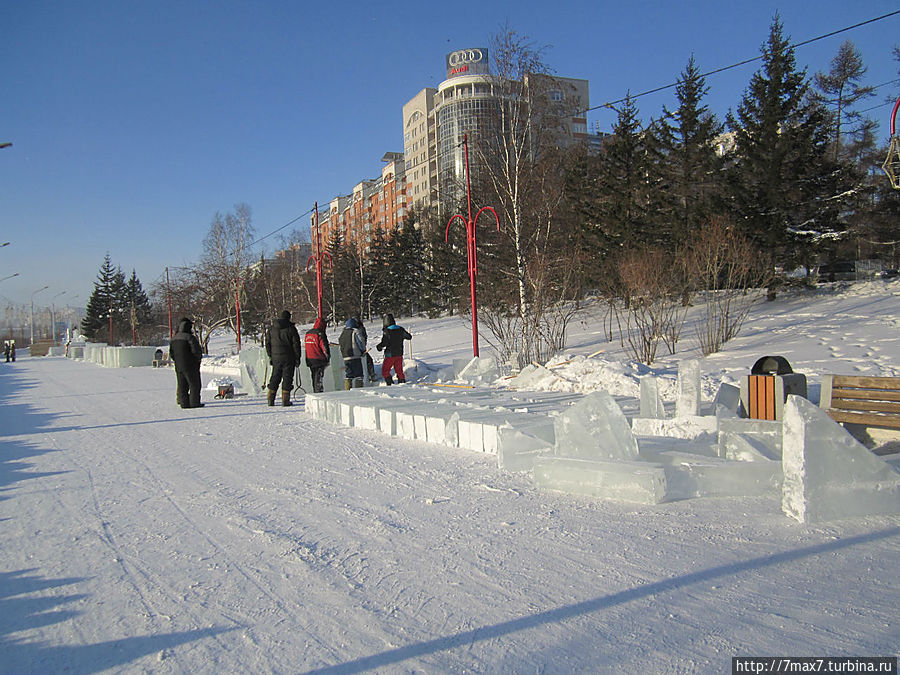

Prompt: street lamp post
[
  {"left": 0, "top": 272, "right": 19, "bottom": 283},
  {"left": 30, "top": 285, "right": 49, "bottom": 347}
]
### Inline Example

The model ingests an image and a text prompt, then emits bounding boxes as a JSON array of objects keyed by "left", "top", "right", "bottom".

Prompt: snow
[{"left": 2, "top": 280, "right": 899, "bottom": 673}]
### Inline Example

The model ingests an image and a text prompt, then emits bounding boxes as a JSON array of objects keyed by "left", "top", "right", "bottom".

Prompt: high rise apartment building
[
  {"left": 312, "top": 152, "right": 407, "bottom": 256},
  {"left": 404, "top": 47, "right": 590, "bottom": 211},
  {"left": 308, "top": 48, "right": 590, "bottom": 256}
]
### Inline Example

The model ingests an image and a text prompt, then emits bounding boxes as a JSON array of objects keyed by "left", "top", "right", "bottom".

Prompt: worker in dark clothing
[
  {"left": 304, "top": 317, "right": 331, "bottom": 393},
  {"left": 339, "top": 317, "right": 366, "bottom": 389},
  {"left": 356, "top": 316, "right": 378, "bottom": 383},
  {"left": 376, "top": 313, "right": 412, "bottom": 384},
  {"left": 169, "top": 317, "right": 204, "bottom": 408},
  {"left": 265, "top": 310, "right": 303, "bottom": 407}
]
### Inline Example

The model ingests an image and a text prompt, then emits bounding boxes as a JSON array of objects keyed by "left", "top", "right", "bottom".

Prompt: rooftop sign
[{"left": 446, "top": 48, "right": 489, "bottom": 79}]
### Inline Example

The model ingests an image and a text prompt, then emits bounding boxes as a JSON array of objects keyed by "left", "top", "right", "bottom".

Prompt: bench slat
[
  {"left": 829, "top": 399, "right": 900, "bottom": 414},
  {"left": 822, "top": 374, "right": 900, "bottom": 431},
  {"left": 832, "top": 375, "right": 900, "bottom": 390},
  {"left": 827, "top": 409, "right": 900, "bottom": 430},
  {"left": 830, "top": 387, "right": 900, "bottom": 402}
]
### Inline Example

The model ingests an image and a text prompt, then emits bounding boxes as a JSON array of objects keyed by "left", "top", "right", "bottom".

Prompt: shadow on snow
[{"left": 302, "top": 526, "right": 900, "bottom": 674}]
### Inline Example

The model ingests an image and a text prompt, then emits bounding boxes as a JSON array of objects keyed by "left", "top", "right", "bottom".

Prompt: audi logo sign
[
  {"left": 448, "top": 49, "right": 483, "bottom": 66},
  {"left": 445, "top": 47, "right": 489, "bottom": 78}
]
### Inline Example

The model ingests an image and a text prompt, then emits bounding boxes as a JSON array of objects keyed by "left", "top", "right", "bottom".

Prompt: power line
[
  {"left": 246, "top": 205, "right": 318, "bottom": 249},
  {"left": 587, "top": 9, "right": 900, "bottom": 113}
]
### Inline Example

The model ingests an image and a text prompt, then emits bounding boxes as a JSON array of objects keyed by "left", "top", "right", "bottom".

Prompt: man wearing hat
[{"left": 265, "top": 310, "right": 303, "bottom": 407}]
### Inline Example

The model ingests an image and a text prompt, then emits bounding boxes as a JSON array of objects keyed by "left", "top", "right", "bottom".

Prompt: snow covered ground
[{"left": 1, "top": 281, "right": 898, "bottom": 673}]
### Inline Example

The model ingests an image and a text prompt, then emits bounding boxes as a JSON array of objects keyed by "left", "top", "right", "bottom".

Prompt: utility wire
[{"left": 587, "top": 9, "right": 900, "bottom": 113}]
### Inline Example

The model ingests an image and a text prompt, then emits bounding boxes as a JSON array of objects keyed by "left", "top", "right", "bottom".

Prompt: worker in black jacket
[
  {"left": 169, "top": 317, "right": 203, "bottom": 408},
  {"left": 265, "top": 310, "right": 303, "bottom": 407},
  {"left": 376, "top": 313, "right": 412, "bottom": 384}
]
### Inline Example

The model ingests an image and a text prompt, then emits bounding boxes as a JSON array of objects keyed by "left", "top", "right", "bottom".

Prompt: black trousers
[
  {"left": 307, "top": 360, "right": 327, "bottom": 393},
  {"left": 268, "top": 360, "right": 296, "bottom": 392},
  {"left": 175, "top": 367, "right": 202, "bottom": 408}
]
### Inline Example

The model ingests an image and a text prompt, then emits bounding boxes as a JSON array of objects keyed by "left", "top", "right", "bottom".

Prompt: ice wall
[{"left": 782, "top": 395, "right": 900, "bottom": 523}]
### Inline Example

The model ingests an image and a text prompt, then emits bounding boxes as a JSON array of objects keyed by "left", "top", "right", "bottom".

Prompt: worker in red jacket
[{"left": 304, "top": 317, "right": 331, "bottom": 393}]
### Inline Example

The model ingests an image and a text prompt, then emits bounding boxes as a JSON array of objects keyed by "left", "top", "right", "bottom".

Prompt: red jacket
[{"left": 304, "top": 317, "right": 330, "bottom": 365}]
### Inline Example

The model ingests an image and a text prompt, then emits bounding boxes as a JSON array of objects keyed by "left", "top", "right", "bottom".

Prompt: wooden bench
[{"left": 820, "top": 375, "right": 900, "bottom": 430}]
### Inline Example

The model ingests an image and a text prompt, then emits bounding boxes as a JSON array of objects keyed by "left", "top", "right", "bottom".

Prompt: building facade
[
  {"left": 296, "top": 46, "right": 593, "bottom": 262},
  {"left": 404, "top": 47, "right": 591, "bottom": 211},
  {"left": 311, "top": 152, "right": 408, "bottom": 256}
]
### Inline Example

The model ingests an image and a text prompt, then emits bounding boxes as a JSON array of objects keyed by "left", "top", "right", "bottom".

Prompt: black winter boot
[
  {"left": 281, "top": 390, "right": 293, "bottom": 407},
  {"left": 384, "top": 376, "right": 393, "bottom": 386}
]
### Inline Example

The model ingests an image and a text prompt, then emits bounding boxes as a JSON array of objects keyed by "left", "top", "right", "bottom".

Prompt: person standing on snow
[
  {"left": 376, "top": 313, "right": 412, "bottom": 384},
  {"left": 265, "top": 310, "right": 302, "bottom": 407},
  {"left": 355, "top": 315, "right": 378, "bottom": 383},
  {"left": 3, "top": 341, "right": 9, "bottom": 363},
  {"left": 339, "top": 317, "right": 366, "bottom": 389},
  {"left": 303, "top": 317, "right": 331, "bottom": 393},
  {"left": 169, "top": 318, "right": 203, "bottom": 408}
]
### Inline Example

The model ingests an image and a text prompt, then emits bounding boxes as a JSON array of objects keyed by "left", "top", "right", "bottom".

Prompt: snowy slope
[{"left": 1, "top": 281, "right": 898, "bottom": 673}]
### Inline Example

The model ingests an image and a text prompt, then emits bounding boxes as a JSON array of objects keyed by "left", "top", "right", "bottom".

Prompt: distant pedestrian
[
  {"left": 9, "top": 341, "right": 14, "bottom": 362},
  {"left": 339, "top": 317, "right": 366, "bottom": 389},
  {"left": 265, "top": 310, "right": 302, "bottom": 407},
  {"left": 3, "top": 341, "right": 9, "bottom": 363},
  {"left": 169, "top": 318, "right": 203, "bottom": 408},
  {"left": 376, "top": 313, "right": 412, "bottom": 384},
  {"left": 304, "top": 317, "right": 331, "bottom": 393}
]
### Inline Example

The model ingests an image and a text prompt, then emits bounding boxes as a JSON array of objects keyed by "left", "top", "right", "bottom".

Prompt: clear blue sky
[{"left": 2, "top": 1, "right": 898, "bottom": 308}]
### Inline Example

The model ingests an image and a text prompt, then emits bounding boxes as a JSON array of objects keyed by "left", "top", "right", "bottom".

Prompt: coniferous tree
[
  {"left": 562, "top": 144, "right": 607, "bottom": 295},
  {"left": 365, "top": 228, "right": 392, "bottom": 318},
  {"left": 596, "top": 95, "right": 653, "bottom": 247},
  {"left": 419, "top": 207, "right": 465, "bottom": 317},
  {"left": 811, "top": 40, "right": 875, "bottom": 162},
  {"left": 124, "top": 269, "right": 152, "bottom": 344},
  {"left": 652, "top": 56, "right": 725, "bottom": 248},
  {"left": 325, "top": 230, "right": 357, "bottom": 323},
  {"left": 726, "top": 15, "right": 839, "bottom": 278},
  {"left": 390, "top": 219, "right": 427, "bottom": 317},
  {"left": 82, "top": 254, "right": 120, "bottom": 341}
]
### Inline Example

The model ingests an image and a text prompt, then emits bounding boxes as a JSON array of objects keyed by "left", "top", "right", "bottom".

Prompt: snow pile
[{"left": 506, "top": 353, "right": 651, "bottom": 398}]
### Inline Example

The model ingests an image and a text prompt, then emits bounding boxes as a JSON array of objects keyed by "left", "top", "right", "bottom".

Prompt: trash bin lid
[{"left": 750, "top": 355, "right": 793, "bottom": 375}]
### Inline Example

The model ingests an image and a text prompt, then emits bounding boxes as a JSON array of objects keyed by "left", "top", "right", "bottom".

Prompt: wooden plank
[
  {"left": 827, "top": 409, "right": 900, "bottom": 429},
  {"left": 764, "top": 376, "right": 776, "bottom": 420},
  {"left": 831, "top": 388, "right": 900, "bottom": 402},
  {"left": 832, "top": 375, "right": 900, "bottom": 390},
  {"left": 830, "top": 399, "right": 900, "bottom": 414},
  {"left": 749, "top": 376, "right": 758, "bottom": 419}
]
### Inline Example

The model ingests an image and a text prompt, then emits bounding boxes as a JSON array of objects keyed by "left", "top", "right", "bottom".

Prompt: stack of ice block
[{"left": 303, "top": 363, "right": 900, "bottom": 521}]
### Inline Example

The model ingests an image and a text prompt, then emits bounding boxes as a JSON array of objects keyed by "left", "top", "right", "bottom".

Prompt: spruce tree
[
  {"left": 391, "top": 219, "right": 426, "bottom": 317},
  {"left": 652, "top": 56, "right": 725, "bottom": 247},
  {"left": 727, "top": 15, "right": 840, "bottom": 275},
  {"left": 124, "top": 269, "right": 152, "bottom": 343},
  {"left": 82, "top": 254, "right": 119, "bottom": 341},
  {"left": 595, "top": 95, "right": 653, "bottom": 247}
]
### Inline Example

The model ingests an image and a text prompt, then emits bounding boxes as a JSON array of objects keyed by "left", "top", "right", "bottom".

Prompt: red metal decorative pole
[
  {"left": 306, "top": 201, "right": 333, "bottom": 321},
  {"left": 445, "top": 133, "right": 500, "bottom": 357}
]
